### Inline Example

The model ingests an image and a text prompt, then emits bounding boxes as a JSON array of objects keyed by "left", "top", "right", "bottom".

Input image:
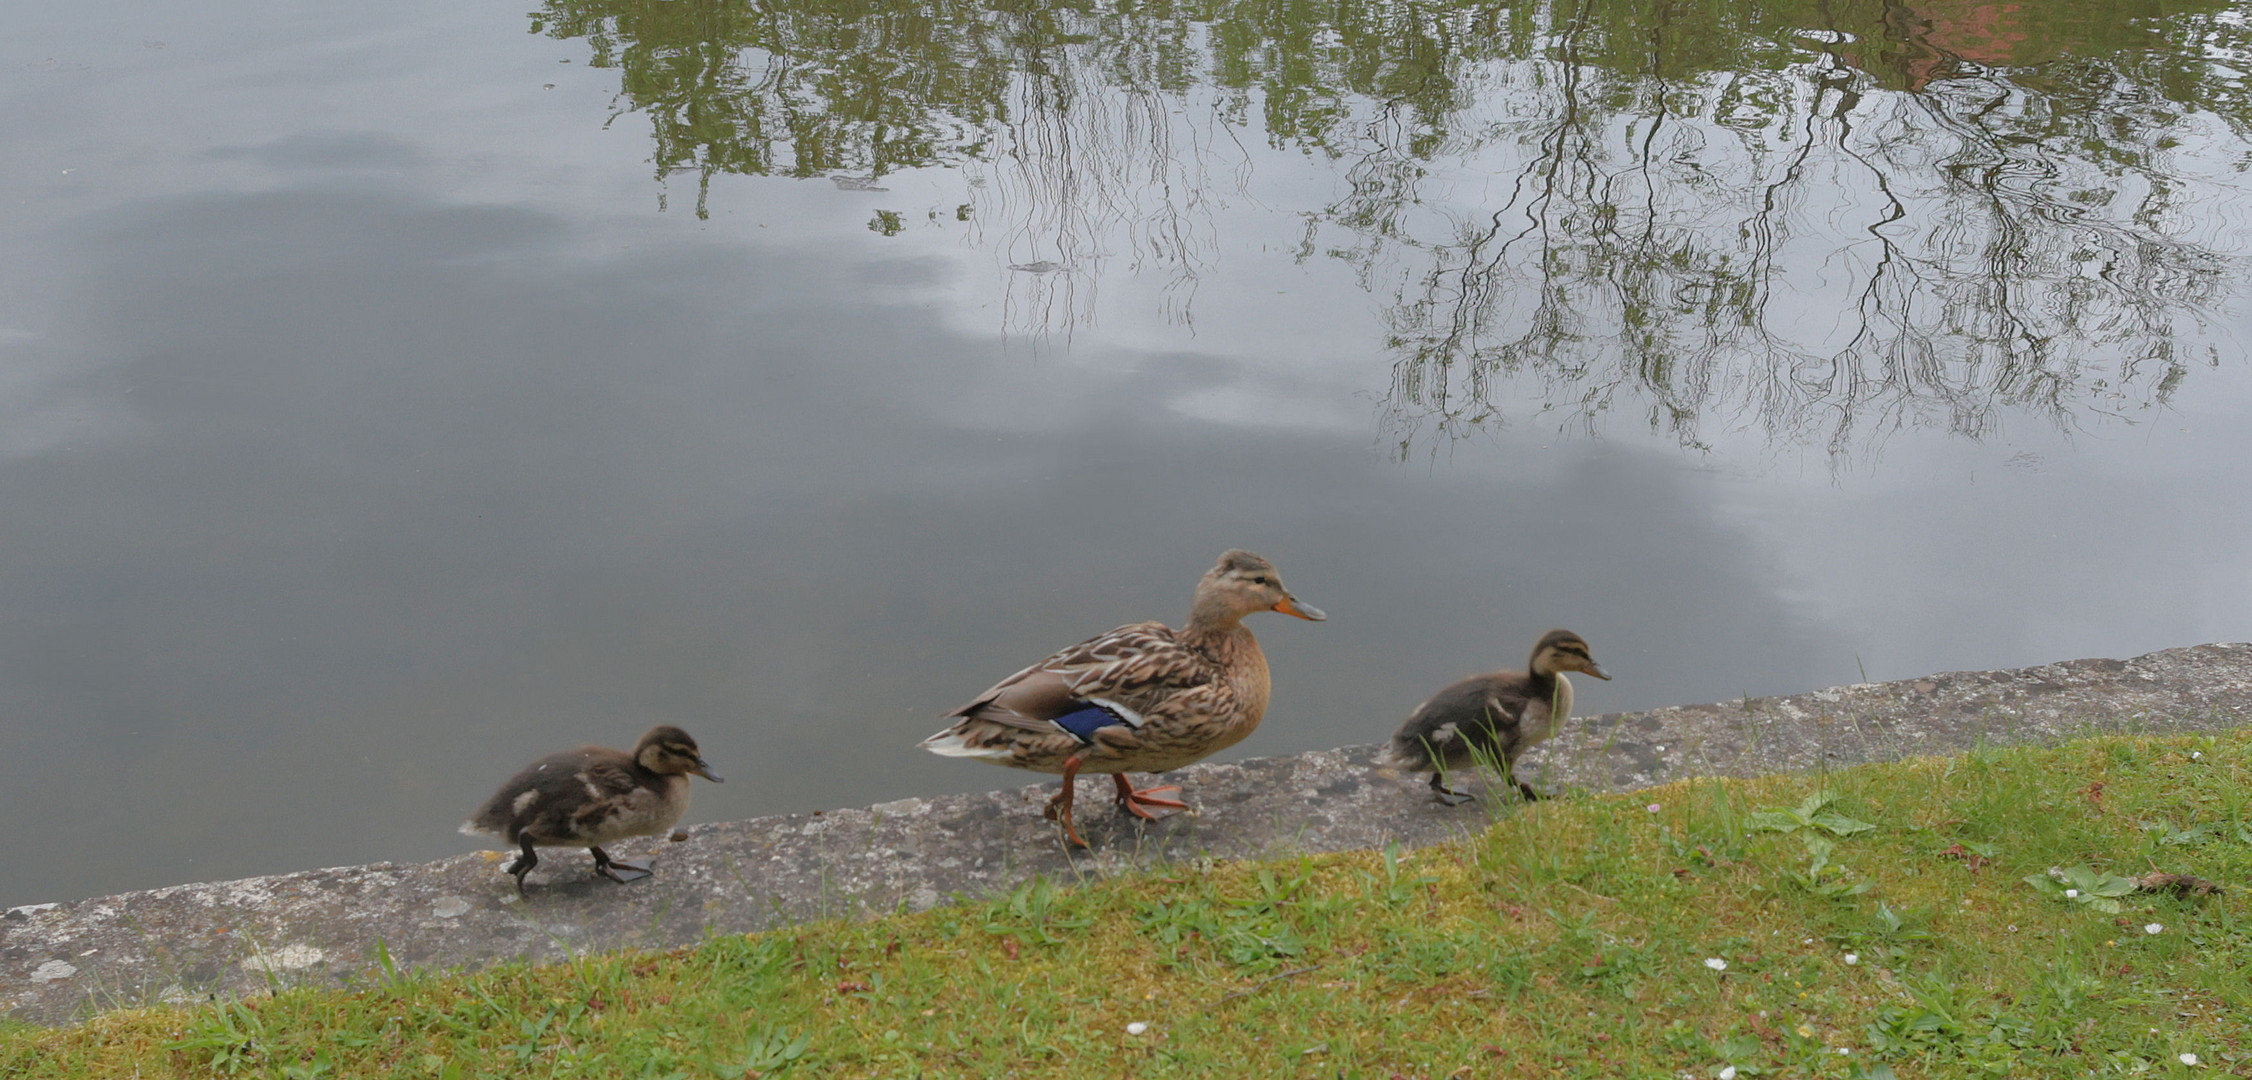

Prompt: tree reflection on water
[{"left": 531, "top": 0, "right": 2252, "bottom": 456}]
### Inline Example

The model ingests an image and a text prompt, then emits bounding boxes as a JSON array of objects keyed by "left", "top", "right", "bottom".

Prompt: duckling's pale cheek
[{"left": 511, "top": 790, "right": 539, "bottom": 815}]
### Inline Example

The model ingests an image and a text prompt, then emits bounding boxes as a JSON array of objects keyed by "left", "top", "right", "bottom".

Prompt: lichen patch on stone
[{"left": 241, "top": 944, "right": 325, "bottom": 973}]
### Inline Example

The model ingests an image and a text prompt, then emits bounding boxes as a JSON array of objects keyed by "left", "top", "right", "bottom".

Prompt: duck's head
[
  {"left": 635, "top": 726, "right": 724, "bottom": 782},
  {"left": 1530, "top": 630, "right": 1609, "bottom": 680},
  {"left": 1190, "top": 549, "right": 1326, "bottom": 626}
]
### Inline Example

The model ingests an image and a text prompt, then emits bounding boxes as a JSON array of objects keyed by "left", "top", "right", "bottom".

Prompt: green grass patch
[{"left": 6, "top": 732, "right": 2250, "bottom": 1077}]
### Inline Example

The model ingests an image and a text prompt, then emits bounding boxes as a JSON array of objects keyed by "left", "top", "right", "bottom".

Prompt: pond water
[{"left": 6, "top": 0, "right": 2252, "bottom": 907}]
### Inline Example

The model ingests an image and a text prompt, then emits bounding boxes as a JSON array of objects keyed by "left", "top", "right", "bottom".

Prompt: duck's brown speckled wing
[
  {"left": 925, "top": 621, "right": 1231, "bottom": 770},
  {"left": 950, "top": 622, "right": 1218, "bottom": 725}
]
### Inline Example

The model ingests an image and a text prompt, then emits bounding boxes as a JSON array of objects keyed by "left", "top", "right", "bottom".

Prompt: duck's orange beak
[{"left": 1273, "top": 596, "right": 1327, "bottom": 621}]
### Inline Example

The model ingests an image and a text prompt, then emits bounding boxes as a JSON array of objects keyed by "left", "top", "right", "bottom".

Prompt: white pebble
[{"left": 1126, "top": 1022, "right": 1148, "bottom": 1036}]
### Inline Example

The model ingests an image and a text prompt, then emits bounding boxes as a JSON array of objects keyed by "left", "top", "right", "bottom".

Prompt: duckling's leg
[
  {"left": 1499, "top": 758, "right": 1543, "bottom": 802},
  {"left": 505, "top": 835, "right": 541, "bottom": 891},
  {"left": 1111, "top": 773, "right": 1188, "bottom": 820},
  {"left": 1042, "top": 755, "right": 1092, "bottom": 849},
  {"left": 1428, "top": 772, "right": 1478, "bottom": 807},
  {"left": 589, "top": 846, "right": 654, "bottom": 883}
]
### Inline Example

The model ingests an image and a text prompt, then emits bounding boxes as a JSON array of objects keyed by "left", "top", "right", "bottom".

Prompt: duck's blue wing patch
[{"left": 1050, "top": 702, "right": 1129, "bottom": 745}]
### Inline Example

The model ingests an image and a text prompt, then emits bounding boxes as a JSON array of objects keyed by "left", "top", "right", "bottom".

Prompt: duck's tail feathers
[
  {"left": 919, "top": 727, "right": 1014, "bottom": 762},
  {"left": 1376, "top": 741, "right": 1422, "bottom": 770},
  {"left": 1382, "top": 722, "right": 1464, "bottom": 771}
]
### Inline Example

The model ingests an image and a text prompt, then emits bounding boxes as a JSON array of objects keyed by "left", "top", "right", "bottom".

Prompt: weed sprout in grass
[{"left": 2025, "top": 865, "right": 2139, "bottom": 913}]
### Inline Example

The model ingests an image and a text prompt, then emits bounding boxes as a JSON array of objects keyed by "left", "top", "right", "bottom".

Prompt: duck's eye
[{"left": 1251, "top": 575, "right": 1270, "bottom": 585}]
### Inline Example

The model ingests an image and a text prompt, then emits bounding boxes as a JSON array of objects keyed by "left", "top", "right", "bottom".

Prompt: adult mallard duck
[
  {"left": 1386, "top": 629, "right": 1609, "bottom": 805},
  {"left": 920, "top": 549, "right": 1326, "bottom": 848},
  {"left": 460, "top": 725, "right": 722, "bottom": 891}
]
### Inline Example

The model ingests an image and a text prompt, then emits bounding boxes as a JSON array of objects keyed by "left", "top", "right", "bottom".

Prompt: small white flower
[
  {"left": 2180, "top": 1052, "right": 2199, "bottom": 1066},
  {"left": 2145, "top": 923, "right": 2164, "bottom": 935},
  {"left": 1836, "top": 1047, "right": 1851, "bottom": 1055},
  {"left": 2191, "top": 751, "right": 2203, "bottom": 760},
  {"left": 1126, "top": 1021, "right": 1149, "bottom": 1036},
  {"left": 2064, "top": 889, "right": 2080, "bottom": 899},
  {"left": 1647, "top": 803, "right": 1663, "bottom": 813},
  {"left": 1718, "top": 1067, "right": 1738, "bottom": 1080},
  {"left": 1843, "top": 953, "right": 1859, "bottom": 965},
  {"left": 1704, "top": 958, "right": 1728, "bottom": 971}
]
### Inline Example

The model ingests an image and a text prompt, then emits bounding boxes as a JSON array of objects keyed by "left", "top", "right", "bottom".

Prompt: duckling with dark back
[
  {"left": 1387, "top": 629, "right": 1610, "bottom": 805},
  {"left": 461, "top": 725, "right": 722, "bottom": 891}
]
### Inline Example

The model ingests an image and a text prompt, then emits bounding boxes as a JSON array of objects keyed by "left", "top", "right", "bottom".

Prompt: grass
[{"left": 5, "top": 731, "right": 2250, "bottom": 1078}]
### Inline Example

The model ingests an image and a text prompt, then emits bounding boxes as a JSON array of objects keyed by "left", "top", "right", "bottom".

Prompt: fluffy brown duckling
[
  {"left": 1386, "top": 629, "right": 1609, "bottom": 805},
  {"left": 460, "top": 725, "right": 722, "bottom": 891},
  {"left": 920, "top": 549, "right": 1326, "bottom": 848}
]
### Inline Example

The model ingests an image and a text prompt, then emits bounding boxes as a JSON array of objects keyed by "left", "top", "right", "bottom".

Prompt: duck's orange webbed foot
[
  {"left": 1112, "top": 773, "right": 1188, "bottom": 820},
  {"left": 1043, "top": 756, "right": 1092, "bottom": 848}
]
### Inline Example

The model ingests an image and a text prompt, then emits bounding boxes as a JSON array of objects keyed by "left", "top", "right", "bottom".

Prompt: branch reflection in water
[{"left": 531, "top": 0, "right": 2252, "bottom": 457}]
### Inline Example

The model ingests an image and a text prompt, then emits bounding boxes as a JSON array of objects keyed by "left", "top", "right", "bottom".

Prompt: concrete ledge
[{"left": 7, "top": 642, "right": 2250, "bottom": 1025}]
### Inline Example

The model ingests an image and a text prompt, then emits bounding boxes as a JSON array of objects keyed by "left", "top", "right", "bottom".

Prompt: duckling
[
  {"left": 921, "top": 549, "right": 1326, "bottom": 848},
  {"left": 1386, "top": 629, "right": 1609, "bottom": 805},
  {"left": 459, "top": 725, "right": 722, "bottom": 891}
]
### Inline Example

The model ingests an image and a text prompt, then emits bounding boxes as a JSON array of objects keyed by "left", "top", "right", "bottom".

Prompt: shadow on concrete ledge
[{"left": 6, "top": 642, "right": 2250, "bottom": 1024}]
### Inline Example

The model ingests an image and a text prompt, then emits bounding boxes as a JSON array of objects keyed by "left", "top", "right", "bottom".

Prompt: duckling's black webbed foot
[
  {"left": 506, "top": 836, "right": 540, "bottom": 892},
  {"left": 589, "top": 846, "right": 654, "bottom": 883},
  {"left": 1428, "top": 774, "right": 1478, "bottom": 806}
]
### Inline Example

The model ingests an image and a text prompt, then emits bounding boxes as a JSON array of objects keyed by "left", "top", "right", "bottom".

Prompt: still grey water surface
[{"left": 5, "top": 0, "right": 2252, "bottom": 907}]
